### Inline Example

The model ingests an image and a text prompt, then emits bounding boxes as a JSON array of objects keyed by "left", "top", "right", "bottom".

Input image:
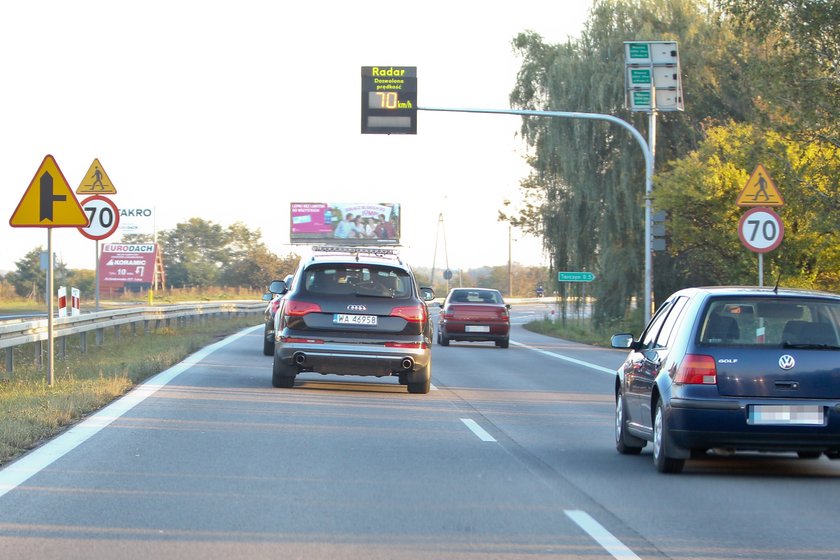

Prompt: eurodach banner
[
  {"left": 98, "top": 243, "right": 163, "bottom": 289},
  {"left": 290, "top": 202, "right": 400, "bottom": 245}
]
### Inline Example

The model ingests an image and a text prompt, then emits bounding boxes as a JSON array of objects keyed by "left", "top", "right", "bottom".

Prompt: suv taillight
[
  {"left": 285, "top": 300, "right": 321, "bottom": 316},
  {"left": 674, "top": 354, "right": 717, "bottom": 385},
  {"left": 390, "top": 304, "right": 426, "bottom": 323}
]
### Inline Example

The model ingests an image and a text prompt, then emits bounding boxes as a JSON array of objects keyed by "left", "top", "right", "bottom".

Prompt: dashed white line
[
  {"left": 565, "top": 510, "right": 642, "bottom": 559},
  {"left": 511, "top": 340, "right": 616, "bottom": 375},
  {"left": 460, "top": 418, "right": 496, "bottom": 442}
]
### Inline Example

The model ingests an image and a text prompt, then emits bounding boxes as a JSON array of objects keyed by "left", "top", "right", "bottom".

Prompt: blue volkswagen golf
[{"left": 611, "top": 286, "right": 840, "bottom": 473}]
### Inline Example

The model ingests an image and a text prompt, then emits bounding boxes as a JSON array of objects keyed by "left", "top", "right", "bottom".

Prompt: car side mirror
[
  {"left": 268, "top": 279, "right": 287, "bottom": 294},
  {"left": 420, "top": 287, "right": 435, "bottom": 301},
  {"left": 262, "top": 292, "right": 273, "bottom": 302},
  {"left": 611, "top": 333, "right": 637, "bottom": 349}
]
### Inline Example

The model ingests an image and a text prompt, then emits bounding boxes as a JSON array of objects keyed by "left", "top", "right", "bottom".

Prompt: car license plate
[
  {"left": 334, "top": 313, "right": 377, "bottom": 326},
  {"left": 748, "top": 405, "right": 824, "bottom": 426},
  {"left": 465, "top": 325, "right": 490, "bottom": 333}
]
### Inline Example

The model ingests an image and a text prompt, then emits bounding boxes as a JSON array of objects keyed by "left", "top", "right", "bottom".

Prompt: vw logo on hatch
[
  {"left": 347, "top": 305, "right": 367, "bottom": 311},
  {"left": 778, "top": 354, "right": 796, "bottom": 370}
]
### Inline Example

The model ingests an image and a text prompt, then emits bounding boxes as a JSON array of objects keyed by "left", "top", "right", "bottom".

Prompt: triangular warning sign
[
  {"left": 76, "top": 157, "right": 117, "bottom": 194},
  {"left": 736, "top": 164, "right": 784, "bottom": 206},
  {"left": 9, "top": 155, "right": 89, "bottom": 228}
]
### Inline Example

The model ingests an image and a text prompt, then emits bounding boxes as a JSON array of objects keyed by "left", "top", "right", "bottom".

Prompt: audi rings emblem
[
  {"left": 347, "top": 305, "right": 367, "bottom": 311},
  {"left": 778, "top": 354, "right": 796, "bottom": 370}
]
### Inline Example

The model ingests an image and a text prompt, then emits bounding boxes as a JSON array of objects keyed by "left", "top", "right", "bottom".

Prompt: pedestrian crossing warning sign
[
  {"left": 76, "top": 158, "right": 117, "bottom": 194},
  {"left": 736, "top": 164, "right": 784, "bottom": 207},
  {"left": 9, "top": 155, "right": 89, "bottom": 227}
]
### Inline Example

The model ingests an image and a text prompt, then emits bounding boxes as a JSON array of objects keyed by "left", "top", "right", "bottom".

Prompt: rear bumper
[
  {"left": 277, "top": 340, "right": 430, "bottom": 378},
  {"left": 668, "top": 397, "right": 840, "bottom": 451},
  {"left": 440, "top": 322, "right": 509, "bottom": 342}
]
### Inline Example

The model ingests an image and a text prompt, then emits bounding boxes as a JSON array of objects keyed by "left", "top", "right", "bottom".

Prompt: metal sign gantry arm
[{"left": 419, "top": 106, "right": 655, "bottom": 324}]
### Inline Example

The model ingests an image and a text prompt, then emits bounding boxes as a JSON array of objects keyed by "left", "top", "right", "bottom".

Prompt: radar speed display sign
[
  {"left": 738, "top": 207, "right": 783, "bottom": 253},
  {"left": 78, "top": 195, "right": 120, "bottom": 240}
]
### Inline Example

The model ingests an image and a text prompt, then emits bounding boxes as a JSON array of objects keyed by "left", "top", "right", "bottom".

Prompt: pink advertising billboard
[{"left": 290, "top": 202, "right": 400, "bottom": 245}]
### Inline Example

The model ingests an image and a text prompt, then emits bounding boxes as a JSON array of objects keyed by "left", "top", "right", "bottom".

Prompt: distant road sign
[
  {"left": 558, "top": 271, "right": 596, "bottom": 282},
  {"left": 78, "top": 195, "right": 120, "bottom": 240},
  {"left": 77, "top": 158, "right": 117, "bottom": 194},
  {"left": 738, "top": 207, "right": 784, "bottom": 253},
  {"left": 9, "top": 155, "right": 88, "bottom": 227},
  {"left": 736, "top": 164, "right": 783, "bottom": 206}
]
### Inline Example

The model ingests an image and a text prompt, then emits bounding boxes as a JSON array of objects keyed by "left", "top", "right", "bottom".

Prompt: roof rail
[{"left": 309, "top": 245, "right": 403, "bottom": 263}]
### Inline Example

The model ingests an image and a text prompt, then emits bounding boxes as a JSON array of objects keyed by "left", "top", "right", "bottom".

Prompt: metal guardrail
[{"left": 1, "top": 301, "right": 265, "bottom": 374}]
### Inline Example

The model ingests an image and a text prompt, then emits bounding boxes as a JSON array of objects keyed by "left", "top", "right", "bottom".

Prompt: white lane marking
[
  {"left": 511, "top": 340, "right": 615, "bottom": 376},
  {"left": 0, "top": 325, "right": 261, "bottom": 499},
  {"left": 461, "top": 418, "right": 497, "bottom": 442},
  {"left": 565, "top": 510, "right": 642, "bottom": 559}
]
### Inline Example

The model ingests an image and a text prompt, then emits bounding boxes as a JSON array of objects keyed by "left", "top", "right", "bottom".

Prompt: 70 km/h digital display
[
  {"left": 368, "top": 91, "right": 411, "bottom": 109},
  {"left": 361, "top": 66, "right": 417, "bottom": 134}
]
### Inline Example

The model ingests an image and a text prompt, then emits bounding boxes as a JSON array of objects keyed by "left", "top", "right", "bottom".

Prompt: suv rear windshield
[
  {"left": 701, "top": 297, "right": 840, "bottom": 347},
  {"left": 302, "top": 264, "right": 412, "bottom": 298}
]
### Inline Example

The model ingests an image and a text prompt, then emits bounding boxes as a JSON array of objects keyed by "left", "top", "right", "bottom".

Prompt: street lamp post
[{"left": 419, "top": 106, "right": 655, "bottom": 324}]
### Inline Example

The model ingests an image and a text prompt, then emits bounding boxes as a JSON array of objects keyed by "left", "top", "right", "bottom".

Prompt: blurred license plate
[
  {"left": 749, "top": 405, "right": 824, "bottom": 425},
  {"left": 334, "top": 314, "right": 377, "bottom": 326},
  {"left": 465, "top": 325, "right": 490, "bottom": 333}
]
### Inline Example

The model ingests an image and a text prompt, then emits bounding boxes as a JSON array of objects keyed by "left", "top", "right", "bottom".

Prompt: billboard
[
  {"left": 290, "top": 202, "right": 400, "bottom": 245},
  {"left": 98, "top": 243, "right": 165, "bottom": 290}
]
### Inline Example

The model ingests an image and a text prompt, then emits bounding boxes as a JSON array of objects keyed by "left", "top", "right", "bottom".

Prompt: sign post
[
  {"left": 736, "top": 165, "right": 784, "bottom": 286},
  {"left": 738, "top": 207, "right": 784, "bottom": 286},
  {"left": 77, "top": 159, "right": 119, "bottom": 311},
  {"left": 9, "top": 155, "right": 89, "bottom": 386}
]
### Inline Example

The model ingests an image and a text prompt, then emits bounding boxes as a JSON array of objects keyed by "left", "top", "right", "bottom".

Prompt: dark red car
[{"left": 437, "top": 288, "right": 510, "bottom": 348}]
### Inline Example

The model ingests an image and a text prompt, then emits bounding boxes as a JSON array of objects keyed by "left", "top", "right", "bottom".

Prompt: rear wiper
[{"left": 782, "top": 342, "right": 840, "bottom": 350}]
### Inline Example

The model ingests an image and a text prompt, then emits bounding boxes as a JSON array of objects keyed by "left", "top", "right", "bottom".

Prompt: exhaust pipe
[
  {"left": 293, "top": 352, "right": 306, "bottom": 365},
  {"left": 401, "top": 358, "right": 414, "bottom": 371}
]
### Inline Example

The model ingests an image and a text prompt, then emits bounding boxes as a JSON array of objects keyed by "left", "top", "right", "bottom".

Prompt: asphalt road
[{"left": 1, "top": 303, "right": 838, "bottom": 559}]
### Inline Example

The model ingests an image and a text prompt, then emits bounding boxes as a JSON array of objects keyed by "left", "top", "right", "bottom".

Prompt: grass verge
[
  {"left": 0, "top": 317, "right": 258, "bottom": 467},
  {"left": 522, "top": 312, "right": 643, "bottom": 347}
]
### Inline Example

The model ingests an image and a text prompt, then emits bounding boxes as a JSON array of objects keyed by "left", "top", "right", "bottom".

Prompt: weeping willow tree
[{"left": 508, "top": 0, "right": 757, "bottom": 325}]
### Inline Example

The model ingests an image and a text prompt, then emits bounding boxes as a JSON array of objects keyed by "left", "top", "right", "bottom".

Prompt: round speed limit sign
[
  {"left": 78, "top": 195, "right": 120, "bottom": 240},
  {"left": 738, "top": 207, "right": 784, "bottom": 253}
]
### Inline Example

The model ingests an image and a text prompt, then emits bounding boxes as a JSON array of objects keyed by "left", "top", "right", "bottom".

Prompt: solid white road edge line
[
  {"left": 460, "top": 418, "right": 497, "bottom": 442},
  {"left": 565, "top": 509, "right": 642, "bottom": 559},
  {"left": 511, "top": 340, "right": 616, "bottom": 375},
  {"left": 0, "top": 324, "right": 262, "bottom": 499}
]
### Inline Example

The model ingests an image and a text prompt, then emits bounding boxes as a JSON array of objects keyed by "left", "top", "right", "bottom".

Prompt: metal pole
[
  {"left": 430, "top": 212, "right": 441, "bottom": 287},
  {"left": 758, "top": 253, "right": 764, "bottom": 287},
  {"left": 47, "top": 230, "right": 54, "bottom": 386},
  {"left": 508, "top": 225, "right": 513, "bottom": 297},
  {"left": 647, "top": 95, "right": 657, "bottom": 319},
  {"left": 419, "top": 106, "right": 655, "bottom": 323},
  {"left": 95, "top": 239, "right": 100, "bottom": 312}
]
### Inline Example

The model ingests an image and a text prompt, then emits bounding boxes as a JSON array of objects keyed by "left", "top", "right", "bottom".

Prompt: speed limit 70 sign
[
  {"left": 78, "top": 195, "right": 120, "bottom": 240},
  {"left": 738, "top": 207, "right": 784, "bottom": 253}
]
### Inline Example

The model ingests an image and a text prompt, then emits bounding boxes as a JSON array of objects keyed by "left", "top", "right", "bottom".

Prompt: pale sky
[{"left": 1, "top": 1, "right": 591, "bottom": 275}]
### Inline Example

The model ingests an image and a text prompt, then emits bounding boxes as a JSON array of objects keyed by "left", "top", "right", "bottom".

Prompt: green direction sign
[
  {"left": 627, "top": 43, "right": 650, "bottom": 60},
  {"left": 632, "top": 90, "right": 651, "bottom": 106},
  {"left": 558, "top": 271, "right": 596, "bottom": 282},
  {"left": 629, "top": 68, "right": 651, "bottom": 85}
]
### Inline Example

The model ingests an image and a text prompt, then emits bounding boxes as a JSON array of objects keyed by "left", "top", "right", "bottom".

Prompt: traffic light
[{"left": 652, "top": 211, "right": 666, "bottom": 252}]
